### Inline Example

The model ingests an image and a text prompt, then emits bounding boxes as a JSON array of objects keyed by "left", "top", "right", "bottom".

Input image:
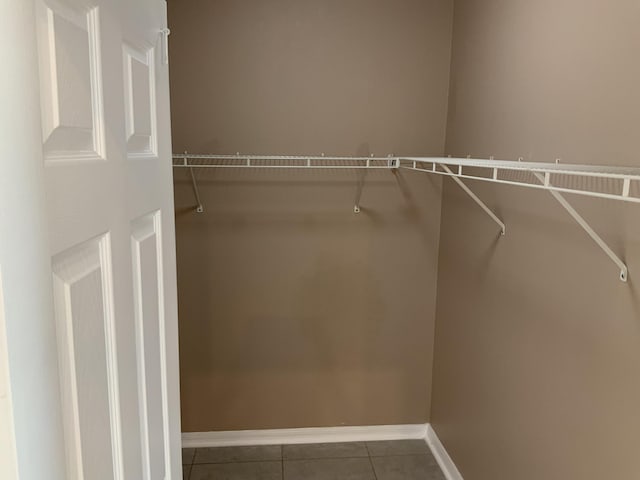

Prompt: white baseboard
[
  {"left": 182, "top": 423, "right": 462, "bottom": 480},
  {"left": 182, "top": 423, "right": 428, "bottom": 448},
  {"left": 426, "top": 424, "right": 464, "bottom": 480}
]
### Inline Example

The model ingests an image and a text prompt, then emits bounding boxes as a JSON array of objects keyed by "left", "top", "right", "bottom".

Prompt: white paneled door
[{"left": 0, "top": 0, "right": 181, "bottom": 479}]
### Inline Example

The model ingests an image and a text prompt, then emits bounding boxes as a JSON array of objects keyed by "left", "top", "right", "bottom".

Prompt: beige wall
[
  {"left": 431, "top": 1, "right": 640, "bottom": 479},
  {"left": 168, "top": 0, "right": 454, "bottom": 431}
]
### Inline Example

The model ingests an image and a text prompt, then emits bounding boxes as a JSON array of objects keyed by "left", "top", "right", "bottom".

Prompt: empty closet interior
[{"left": 168, "top": 1, "right": 640, "bottom": 479}]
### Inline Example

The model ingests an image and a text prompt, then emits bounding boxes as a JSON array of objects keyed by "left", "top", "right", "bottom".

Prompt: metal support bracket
[
  {"left": 353, "top": 170, "right": 367, "bottom": 214},
  {"left": 189, "top": 166, "right": 204, "bottom": 213},
  {"left": 441, "top": 164, "right": 506, "bottom": 236},
  {"left": 532, "top": 172, "right": 628, "bottom": 282}
]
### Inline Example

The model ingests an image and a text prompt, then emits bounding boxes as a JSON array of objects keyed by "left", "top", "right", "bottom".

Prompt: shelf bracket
[
  {"left": 532, "top": 172, "right": 628, "bottom": 282},
  {"left": 353, "top": 168, "right": 368, "bottom": 214},
  {"left": 441, "top": 164, "right": 506, "bottom": 236},
  {"left": 189, "top": 166, "right": 204, "bottom": 213}
]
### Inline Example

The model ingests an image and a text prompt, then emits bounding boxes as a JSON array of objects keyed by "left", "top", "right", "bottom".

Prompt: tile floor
[{"left": 182, "top": 440, "right": 446, "bottom": 479}]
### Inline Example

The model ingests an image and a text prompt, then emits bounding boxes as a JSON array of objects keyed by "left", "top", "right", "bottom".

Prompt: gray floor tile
[
  {"left": 371, "top": 455, "right": 445, "bottom": 480},
  {"left": 183, "top": 448, "right": 196, "bottom": 465},
  {"left": 190, "top": 461, "right": 282, "bottom": 480},
  {"left": 194, "top": 445, "right": 282, "bottom": 464},
  {"left": 284, "top": 457, "right": 375, "bottom": 480},
  {"left": 283, "top": 442, "right": 368, "bottom": 460},
  {"left": 366, "top": 440, "right": 431, "bottom": 457},
  {"left": 183, "top": 464, "right": 191, "bottom": 479}
]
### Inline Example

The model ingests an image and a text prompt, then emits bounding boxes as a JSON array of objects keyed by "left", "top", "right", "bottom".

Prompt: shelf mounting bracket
[
  {"left": 532, "top": 172, "right": 628, "bottom": 282},
  {"left": 441, "top": 164, "right": 506, "bottom": 236},
  {"left": 189, "top": 166, "right": 204, "bottom": 213},
  {"left": 353, "top": 167, "right": 368, "bottom": 214}
]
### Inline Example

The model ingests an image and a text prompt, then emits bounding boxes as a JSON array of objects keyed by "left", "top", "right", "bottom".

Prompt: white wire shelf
[
  {"left": 173, "top": 153, "right": 640, "bottom": 203},
  {"left": 173, "top": 152, "right": 639, "bottom": 282},
  {"left": 400, "top": 157, "right": 640, "bottom": 204},
  {"left": 172, "top": 153, "right": 399, "bottom": 169}
]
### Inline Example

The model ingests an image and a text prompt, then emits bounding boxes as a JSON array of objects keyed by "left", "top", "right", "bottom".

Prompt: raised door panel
[
  {"left": 123, "top": 45, "right": 157, "bottom": 158},
  {"left": 52, "top": 235, "right": 122, "bottom": 480},
  {"left": 131, "top": 213, "right": 168, "bottom": 480},
  {"left": 36, "top": 0, "right": 104, "bottom": 162}
]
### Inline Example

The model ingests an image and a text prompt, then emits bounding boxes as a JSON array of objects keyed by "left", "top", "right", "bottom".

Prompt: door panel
[
  {"left": 52, "top": 235, "right": 121, "bottom": 480},
  {"left": 132, "top": 212, "right": 168, "bottom": 480},
  {"left": 123, "top": 44, "right": 157, "bottom": 158},
  {"left": 36, "top": 0, "right": 104, "bottom": 161}
]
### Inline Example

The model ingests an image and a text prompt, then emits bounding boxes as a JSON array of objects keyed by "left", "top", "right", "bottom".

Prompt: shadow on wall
[
  {"left": 174, "top": 170, "right": 440, "bottom": 372},
  {"left": 173, "top": 152, "right": 443, "bottom": 429}
]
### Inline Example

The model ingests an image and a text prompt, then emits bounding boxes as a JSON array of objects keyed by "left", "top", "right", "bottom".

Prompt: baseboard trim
[
  {"left": 426, "top": 424, "right": 464, "bottom": 480},
  {"left": 182, "top": 423, "right": 462, "bottom": 480},
  {"left": 182, "top": 423, "right": 428, "bottom": 448}
]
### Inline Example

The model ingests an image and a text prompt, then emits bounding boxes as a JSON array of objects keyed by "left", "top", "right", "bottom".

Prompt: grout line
[
  {"left": 369, "top": 456, "right": 379, "bottom": 480},
  {"left": 192, "top": 459, "right": 283, "bottom": 465},
  {"left": 365, "top": 442, "right": 379, "bottom": 480},
  {"left": 283, "top": 455, "right": 371, "bottom": 462},
  {"left": 368, "top": 453, "right": 433, "bottom": 458},
  {"left": 187, "top": 443, "right": 434, "bottom": 473}
]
